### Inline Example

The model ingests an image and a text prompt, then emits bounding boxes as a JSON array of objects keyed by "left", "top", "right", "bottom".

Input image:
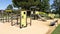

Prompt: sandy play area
[{"left": 0, "top": 18, "right": 59, "bottom": 34}]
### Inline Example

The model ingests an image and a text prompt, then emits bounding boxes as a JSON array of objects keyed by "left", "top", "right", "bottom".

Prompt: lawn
[{"left": 51, "top": 24, "right": 60, "bottom": 34}]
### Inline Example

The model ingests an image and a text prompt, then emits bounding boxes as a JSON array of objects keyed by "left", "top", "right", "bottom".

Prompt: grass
[{"left": 51, "top": 24, "right": 60, "bottom": 34}]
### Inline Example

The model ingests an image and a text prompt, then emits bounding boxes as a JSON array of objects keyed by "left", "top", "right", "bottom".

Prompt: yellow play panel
[{"left": 20, "top": 11, "right": 27, "bottom": 28}]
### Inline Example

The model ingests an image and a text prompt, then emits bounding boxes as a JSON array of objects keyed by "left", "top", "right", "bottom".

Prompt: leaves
[
  {"left": 52, "top": 0, "right": 60, "bottom": 14},
  {"left": 6, "top": 4, "right": 13, "bottom": 10},
  {"left": 12, "top": 0, "right": 50, "bottom": 11}
]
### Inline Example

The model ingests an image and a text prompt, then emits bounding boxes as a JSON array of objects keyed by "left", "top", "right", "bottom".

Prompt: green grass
[{"left": 52, "top": 24, "right": 60, "bottom": 34}]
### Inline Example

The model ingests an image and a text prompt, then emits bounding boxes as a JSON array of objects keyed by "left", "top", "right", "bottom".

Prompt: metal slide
[{"left": 37, "top": 14, "right": 46, "bottom": 21}]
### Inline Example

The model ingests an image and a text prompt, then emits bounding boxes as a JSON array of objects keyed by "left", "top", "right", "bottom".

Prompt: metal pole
[
  {"left": 7, "top": 13, "right": 9, "bottom": 22},
  {"left": 11, "top": 13, "right": 13, "bottom": 26},
  {"left": 16, "top": 14, "right": 18, "bottom": 25}
]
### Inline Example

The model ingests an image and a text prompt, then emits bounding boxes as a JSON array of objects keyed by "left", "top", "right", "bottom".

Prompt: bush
[
  {"left": 48, "top": 14, "right": 55, "bottom": 19},
  {"left": 55, "top": 14, "right": 60, "bottom": 18}
]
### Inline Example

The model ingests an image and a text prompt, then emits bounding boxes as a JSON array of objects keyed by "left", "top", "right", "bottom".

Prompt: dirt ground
[{"left": 0, "top": 18, "right": 60, "bottom": 34}]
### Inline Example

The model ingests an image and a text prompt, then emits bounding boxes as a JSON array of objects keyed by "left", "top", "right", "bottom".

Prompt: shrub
[
  {"left": 48, "top": 14, "right": 55, "bottom": 19},
  {"left": 55, "top": 14, "right": 60, "bottom": 18}
]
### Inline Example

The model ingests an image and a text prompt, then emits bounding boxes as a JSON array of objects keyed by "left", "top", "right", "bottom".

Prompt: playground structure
[
  {"left": 0, "top": 7, "right": 58, "bottom": 29},
  {"left": 0, "top": 10, "right": 59, "bottom": 34},
  {"left": 0, "top": 10, "right": 46, "bottom": 28},
  {"left": 0, "top": 10, "right": 32, "bottom": 28},
  {"left": 0, "top": 10, "right": 11, "bottom": 23},
  {"left": 11, "top": 10, "right": 31, "bottom": 28}
]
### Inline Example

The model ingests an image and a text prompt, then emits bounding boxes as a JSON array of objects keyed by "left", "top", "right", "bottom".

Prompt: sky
[{"left": 0, "top": 0, "right": 54, "bottom": 10}]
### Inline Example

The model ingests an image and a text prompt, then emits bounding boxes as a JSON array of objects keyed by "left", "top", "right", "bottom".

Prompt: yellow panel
[
  {"left": 48, "top": 14, "right": 55, "bottom": 18},
  {"left": 5, "top": 10, "right": 12, "bottom": 12},
  {"left": 35, "top": 11, "right": 39, "bottom": 14},
  {"left": 21, "top": 11, "right": 27, "bottom": 27}
]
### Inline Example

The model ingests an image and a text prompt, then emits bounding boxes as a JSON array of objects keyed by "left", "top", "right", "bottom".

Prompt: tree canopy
[
  {"left": 6, "top": 4, "right": 13, "bottom": 10},
  {"left": 12, "top": 0, "right": 50, "bottom": 12},
  {"left": 52, "top": 0, "right": 60, "bottom": 14}
]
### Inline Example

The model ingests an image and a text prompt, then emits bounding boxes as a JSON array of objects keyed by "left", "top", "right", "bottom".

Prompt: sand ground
[{"left": 0, "top": 18, "right": 59, "bottom": 34}]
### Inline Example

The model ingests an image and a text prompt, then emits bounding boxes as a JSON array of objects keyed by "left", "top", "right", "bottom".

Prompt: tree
[
  {"left": 41, "top": 0, "right": 50, "bottom": 12},
  {"left": 6, "top": 4, "right": 13, "bottom": 10},
  {"left": 12, "top": 0, "right": 40, "bottom": 10},
  {"left": 52, "top": 0, "right": 60, "bottom": 14},
  {"left": 12, "top": 0, "right": 50, "bottom": 11}
]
